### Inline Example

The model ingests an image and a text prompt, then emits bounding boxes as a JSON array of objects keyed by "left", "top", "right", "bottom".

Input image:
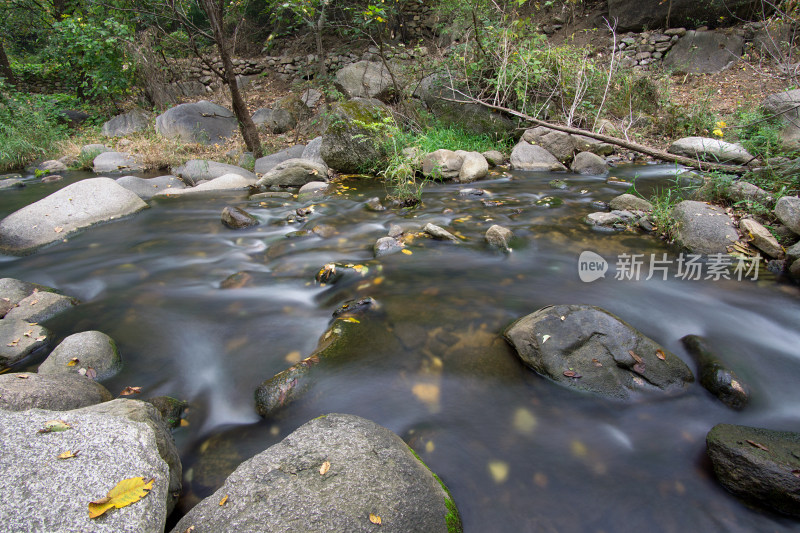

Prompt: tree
[
  {"left": 282, "top": 0, "right": 329, "bottom": 80},
  {"left": 0, "top": 39, "right": 14, "bottom": 84}
]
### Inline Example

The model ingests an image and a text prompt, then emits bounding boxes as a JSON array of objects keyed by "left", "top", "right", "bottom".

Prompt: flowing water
[{"left": 2, "top": 165, "right": 800, "bottom": 532}]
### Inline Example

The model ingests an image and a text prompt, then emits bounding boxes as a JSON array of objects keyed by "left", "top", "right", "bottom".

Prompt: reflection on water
[{"left": 2, "top": 165, "right": 800, "bottom": 532}]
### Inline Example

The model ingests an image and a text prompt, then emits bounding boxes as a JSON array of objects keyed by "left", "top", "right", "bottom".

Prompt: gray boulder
[
  {"left": 171, "top": 413, "right": 460, "bottom": 533},
  {"left": 570, "top": 151, "right": 608, "bottom": 175},
  {"left": 672, "top": 201, "right": 738, "bottom": 254},
  {"left": 102, "top": 109, "right": 151, "bottom": 137},
  {"left": 301, "top": 88, "right": 323, "bottom": 108},
  {"left": 301, "top": 136, "right": 325, "bottom": 166},
  {"left": 335, "top": 61, "right": 397, "bottom": 102},
  {"left": 93, "top": 151, "right": 144, "bottom": 173},
  {"left": 504, "top": 305, "right": 694, "bottom": 401},
  {"left": 254, "top": 145, "right": 306, "bottom": 175},
  {"left": 485, "top": 224, "right": 513, "bottom": 252},
  {"left": 458, "top": 152, "right": 489, "bottom": 183},
  {"left": 251, "top": 107, "right": 273, "bottom": 126},
  {"left": 320, "top": 98, "right": 390, "bottom": 173},
  {"left": 482, "top": 150, "right": 505, "bottom": 166},
  {"left": 0, "top": 372, "right": 113, "bottom": 411},
  {"left": 762, "top": 90, "right": 800, "bottom": 151},
  {"left": 609, "top": 193, "right": 653, "bottom": 212},
  {"left": 422, "top": 150, "right": 463, "bottom": 179},
  {"left": 739, "top": 218, "right": 783, "bottom": 258},
  {"left": 573, "top": 135, "right": 615, "bottom": 156},
  {"left": 0, "top": 178, "right": 24, "bottom": 189},
  {"left": 116, "top": 175, "right": 186, "bottom": 200},
  {"left": 256, "top": 159, "right": 329, "bottom": 189},
  {"left": 155, "top": 100, "right": 237, "bottom": 145},
  {"left": 38, "top": 331, "right": 121, "bottom": 381},
  {"left": 0, "top": 278, "right": 52, "bottom": 317},
  {"left": 33, "top": 160, "right": 67, "bottom": 173},
  {"left": 522, "top": 127, "right": 576, "bottom": 163},
  {"left": 663, "top": 30, "right": 745, "bottom": 74},
  {"left": 585, "top": 210, "right": 637, "bottom": 228},
  {"left": 775, "top": 196, "right": 800, "bottom": 235},
  {"left": 153, "top": 174, "right": 253, "bottom": 197},
  {"left": 0, "top": 178, "right": 149, "bottom": 255},
  {"left": 668, "top": 137, "right": 754, "bottom": 165},
  {"left": 510, "top": 141, "right": 567, "bottom": 171},
  {"left": 791, "top": 258, "right": 800, "bottom": 280},
  {"left": 788, "top": 240, "right": 800, "bottom": 263},
  {"left": 0, "top": 319, "right": 50, "bottom": 369},
  {"left": 221, "top": 206, "right": 258, "bottom": 229},
  {"left": 172, "top": 160, "right": 255, "bottom": 186},
  {"left": 707, "top": 423, "right": 800, "bottom": 517},
  {"left": 0, "top": 407, "right": 170, "bottom": 533},
  {"left": 681, "top": 335, "right": 749, "bottom": 410},
  {"left": 298, "top": 181, "right": 329, "bottom": 199},
  {"left": 4, "top": 290, "right": 77, "bottom": 323},
  {"left": 268, "top": 94, "right": 311, "bottom": 134},
  {"left": 374, "top": 236, "right": 404, "bottom": 257},
  {"left": 724, "top": 181, "right": 774, "bottom": 207},
  {"left": 423, "top": 223, "right": 459, "bottom": 242}
]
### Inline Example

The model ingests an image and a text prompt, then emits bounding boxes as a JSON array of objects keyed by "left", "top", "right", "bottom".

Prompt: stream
[{"left": 2, "top": 164, "right": 799, "bottom": 532}]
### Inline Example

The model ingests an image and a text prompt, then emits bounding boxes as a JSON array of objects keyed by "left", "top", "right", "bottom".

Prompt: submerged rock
[
  {"left": 221, "top": 206, "right": 258, "bottom": 229},
  {"left": 680, "top": 335, "right": 749, "bottom": 409},
  {"left": 145, "top": 396, "right": 188, "bottom": 429},
  {"left": 374, "top": 236, "right": 404, "bottom": 257},
  {"left": 707, "top": 423, "right": 800, "bottom": 517},
  {"left": 38, "top": 331, "right": 121, "bottom": 381},
  {"left": 504, "top": 305, "right": 694, "bottom": 400}
]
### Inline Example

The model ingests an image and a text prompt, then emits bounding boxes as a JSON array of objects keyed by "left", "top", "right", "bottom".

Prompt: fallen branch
[{"left": 439, "top": 94, "right": 751, "bottom": 174}]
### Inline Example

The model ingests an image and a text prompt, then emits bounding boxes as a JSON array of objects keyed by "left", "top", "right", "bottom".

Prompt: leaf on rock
[
  {"left": 563, "top": 370, "right": 582, "bottom": 378},
  {"left": 633, "top": 362, "right": 646, "bottom": 374},
  {"left": 341, "top": 317, "right": 360, "bottom": 324},
  {"left": 38, "top": 420, "right": 71, "bottom": 433},
  {"left": 58, "top": 450, "right": 80, "bottom": 459},
  {"left": 88, "top": 477, "right": 154, "bottom": 519},
  {"left": 746, "top": 440, "right": 769, "bottom": 452},
  {"left": 35, "top": 335, "right": 47, "bottom": 342},
  {"left": 628, "top": 350, "right": 643, "bottom": 364},
  {"left": 320, "top": 461, "right": 330, "bottom": 475},
  {"left": 7, "top": 338, "right": 20, "bottom": 347},
  {"left": 16, "top": 374, "right": 29, "bottom": 379},
  {"left": 67, "top": 358, "right": 79, "bottom": 367},
  {"left": 369, "top": 513, "right": 382, "bottom": 525},
  {"left": 591, "top": 358, "right": 602, "bottom": 367},
  {"left": 119, "top": 386, "right": 142, "bottom": 396},
  {"left": 23, "top": 329, "right": 33, "bottom": 337},
  {"left": 542, "top": 334, "right": 551, "bottom": 343},
  {"left": 655, "top": 349, "right": 666, "bottom": 361},
  {"left": 54, "top": 226, "right": 63, "bottom": 233},
  {"left": 219, "top": 494, "right": 229, "bottom": 506}
]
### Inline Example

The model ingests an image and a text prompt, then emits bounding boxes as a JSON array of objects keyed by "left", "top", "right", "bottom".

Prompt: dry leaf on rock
[
  {"left": 88, "top": 477, "right": 154, "bottom": 519},
  {"left": 320, "top": 461, "right": 330, "bottom": 475},
  {"left": 219, "top": 494, "right": 229, "bottom": 506},
  {"left": 369, "top": 513, "right": 382, "bottom": 525},
  {"left": 58, "top": 450, "right": 80, "bottom": 459},
  {"left": 119, "top": 386, "right": 142, "bottom": 396},
  {"left": 38, "top": 420, "right": 71, "bottom": 433}
]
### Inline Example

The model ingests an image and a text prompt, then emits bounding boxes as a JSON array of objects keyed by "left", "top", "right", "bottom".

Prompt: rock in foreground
[
  {"left": 672, "top": 201, "right": 738, "bottom": 255},
  {"left": 504, "top": 305, "right": 694, "bottom": 400},
  {"left": 0, "top": 372, "right": 113, "bottom": 411},
  {"left": 171, "top": 413, "right": 461, "bottom": 533}
]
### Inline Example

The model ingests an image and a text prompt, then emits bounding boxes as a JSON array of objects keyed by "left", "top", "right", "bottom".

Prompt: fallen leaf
[
  {"left": 341, "top": 317, "right": 360, "bottom": 323},
  {"left": 16, "top": 374, "right": 28, "bottom": 379},
  {"left": 219, "top": 494, "right": 229, "bottom": 506},
  {"left": 38, "top": 419, "right": 71, "bottom": 433},
  {"left": 369, "top": 513, "right": 382, "bottom": 525},
  {"left": 88, "top": 477, "right": 154, "bottom": 518},
  {"left": 320, "top": 461, "right": 330, "bottom": 475},
  {"left": 629, "top": 350, "right": 643, "bottom": 364},
  {"left": 54, "top": 226, "right": 63, "bottom": 233},
  {"left": 591, "top": 358, "right": 603, "bottom": 367},
  {"left": 6, "top": 338, "right": 20, "bottom": 347},
  {"left": 23, "top": 329, "right": 33, "bottom": 337},
  {"left": 542, "top": 334, "right": 551, "bottom": 343},
  {"left": 401, "top": 249, "right": 412, "bottom": 255},
  {"left": 85, "top": 367, "right": 97, "bottom": 380},
  {"left": 563, "top": 370, "right": 582, "bottom": 378},
  {"left": 58, "top": 450, "right": 80, "bottom": 459},
  {"left": 119, "top": 386, "right": 142, "bottom": 396},
  {"left": 184, "top": 527, "right": 195, "bottom": 533},
  {"left": 746, "top": 440, "right": 769, "bottom": 452},
  {"left": 67, "top": 358, "right": 80, "bottom": 367},
  {"left": 35, "top": 335, "right": 47, "bottom": 342},
  {"left": 488, "top": 460, "right": 509, "bottom": 483},
  {"left": 560, "top": 316, "right": 566, "bottom": 321},
  {"left": 655, "top": 350, "right": 666, "bottom": 361},
  {"left": 180, "top": 419, "right": 190, "bottom": 427}
]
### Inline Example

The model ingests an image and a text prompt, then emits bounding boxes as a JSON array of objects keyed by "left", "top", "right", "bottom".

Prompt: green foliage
[
  {"left": 733, "top": 108, "right": 787, "bottom": 160},
  {"left": 657, "top": 97, "right": 716, "bottom": 138},
  {"left": 0, "top": 81, "right": 68, "bottom": 171}
]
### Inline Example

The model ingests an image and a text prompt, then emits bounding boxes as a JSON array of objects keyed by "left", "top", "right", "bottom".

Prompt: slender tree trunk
[
  {"left": 200, "top": 0, "right": 263, "bottom": 158},
  {"left": 0, "top": 40, "right": 16, "bottom": 85},
  {"left": 315, "top": 8, "right": 326, "bottom": 80}
]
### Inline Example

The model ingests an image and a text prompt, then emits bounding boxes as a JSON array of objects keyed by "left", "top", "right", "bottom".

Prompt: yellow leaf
[
  {"left": 488, "top": 460, "right": 509, "bottom": 484},
  {"left": 180, "top": 419, "right": 190, "bottom": 427},
  {"left": 369, "top": 513, "right": 382, "bottom": 525},
  {"left": 342, "top": 317, "right": 360, "bottom": 324},
  {"left": 401, "top": 249, "right": 412, "bottom": 255},
  {"left": 67, "top": 358, "right": 79, "bottom": 367},
  {"left": 219, "top": 494, "right": 229, "bottom": 506},
  {"left": 38, "top": 419, "right": 71, "bottom": 433},
  {"left": 58, "top": 450, "right": 79, "bottom": 459},
  {"left": 88, "top": 477, "right": 154, "bottom": 519},
  {"left": 320, "top": 461, "right": 330, "bottom": 475},
  {"left": 35, "top": 335, "right": 47, "bottom": 342}
]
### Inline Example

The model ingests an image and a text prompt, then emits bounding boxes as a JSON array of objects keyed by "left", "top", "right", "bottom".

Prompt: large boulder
[
  {"left": 0, "top": 278, "right": 57, "bottom": 317},
  {"left": 254, "top": 94, "right": 311, "bottom": 134},
  {"left": 672, "top": 201, "right": 739, "bottom": 254},
  {"left": 663, "top": 30, "right": 745, "bottom": 74},
  {"left": 0, "top": 372, "right": 113, "bottom": 411},
  {"left": 0, "top": 407, "right": 170, "bottom": 533},
  {"left": 102, "top": 109, "right": 151, "bottom": 137},
  {"left": 153, "top": 174, "right": 253, "bottom": 197},
  {"left": 458, "top": 152, "right": 489, "bottom": 183},
  {"left": 171, "top": 413, "right": 460, "bottom": 533},
  {"left": 0, "top": 319, "right": 51, "bottom": 369},
  {"left": 38, "top": 331, "right": 121, "bottom": 381},
  {"left": 116, "top": 175, "right": 186, "bottom": 200},
  {"left": 92, "top": 151, "right": 144, "bottom": 173},
  {"left": 320, "top": 98, "right": 390, "bottom": 173},
  {"left": 422, "top": 150, "right": 464, "bottom": 179},
  {"left": 570, "top": 151, "right": 608, "bottom": 175},
  {"left": 301, "top": 136, "right": 325, "bottom": 166},
  {"left": 155, "top": 100, "right": 237, "bottom": 145},
  {"left": 254, "top": 145, "right": 306, "bottom": 175},
  {"left": 707, "top": 424, "right": 800, "bottom": 517},
  {"left": 775, "top": 195, "right": 800, "bottom": 235},
  {"left": 335, "top": 61, "right": 398, "bottom": 102},
  {"left": 609, "top": 0, "right": 761, "bottom": 32},
  {"left": 172, "top": 160, "right": 255, "bottom": 186},
  {"left": 256, "top": 159, "right": 329, "bottom": 189},
  {"left": 0, "top": 178, "right": 148, "bottom": 255},
  {"left": 668, "top": 137, "right": 754, "bottom": 164},
  {"left": 762, "top": 90, "right": 800, "bottom": 152},
  {"left": 510, "top": 141, "right": 567, "bottom": 171},
  {"left": 504, "top": 305, "right": 694, "bottom": 401},
  {"left": 522, "top": 127, "right": 576, "bottom": 163},
  {"left": 609, "top": 193, "right": 653, "bottom": 212}
]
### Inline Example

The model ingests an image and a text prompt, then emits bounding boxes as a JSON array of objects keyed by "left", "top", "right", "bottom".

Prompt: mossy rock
[{"left": 320, "top": 98, "right": 392, "bottom": 173}]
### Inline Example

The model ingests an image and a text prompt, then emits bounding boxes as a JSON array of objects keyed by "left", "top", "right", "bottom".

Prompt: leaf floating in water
[
  {"left": 369, "top": 513, "right": 382, "bottom": 525},
  {"left": 58, "top": 450, "right": 80, "bottom": 459},
  {"left": 563, "top": 370, "right": 582, "bottom": 378},
  {"left": 38, "top": 420, "right": 71, "bottom": 433},
  {"left": 67, "top": 358, "right": 79, "bottom": 367},
  {"left": 655, "top": 350, "right": 666, "bottom": 361},
  {"left": 746, "top": 439, "right": 769, "bottom": 452},
  {"left": 488, "top": 460, "right": 509, "bottom": 483},
  {"left": 219, "top": 494, "right": 229, "bottom": 506},
  {"left": 319, "top": 461, "right": 330, "bottom": 475},
  {"left": 119, "top": 386, "right": 142, "bottom": 396},
  {"left": 88, "top": 477, "right": 154, "bottom": 519},
  {"left": 401, "top": 249, "right": 413, "bottom": 255}
]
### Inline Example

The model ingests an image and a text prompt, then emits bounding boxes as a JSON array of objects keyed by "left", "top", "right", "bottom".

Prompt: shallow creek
[{"left": 1, "top": 164, "right": 799, "bottom": 532}]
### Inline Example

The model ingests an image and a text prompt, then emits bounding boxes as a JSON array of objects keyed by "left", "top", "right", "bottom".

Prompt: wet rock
[
  {"left": 172, "top": 160, "right": 256, "bottom": 186},
  {"left": 504, "top": 305, "right": 694, "bottom": 401},
  {"left": 510, "top": 141, "right": 567, "bottom": 171},
  {"left": 250, "top": 191, "right": 294, "bottom": 200},
  {"left": 0, "top": 320, "right": 50, "bottom": 369},
  {"left": 93, "top": 151, "right": 144, "bottom": 173},
  {"left": 609, "top": 193, "right": 653, "bottom": 212},
  {"left": 570, "top": 151, "right": 608, "bottom": 175},
  {"left": 0, "top": 406, "right": 170, "bottom": 533},
  {"left": 5, "top": 291, "right": 78, "bottom": 323},
  {"left": 522, "top": 127, "right": 575, "bottom": 163},
  {"left": 775, "top": 196, "right": 800, "bottom": 235},
  {"left": 681, "top": 335, "right": 749, "bottom": 409},
  {"left": 298, "top": 181, "right": 329, "bottom": 199},
  {"left": 422, "top": 149, "right": 463, "bottom": 179},
  {"left": 332, "top": 296, "right": 379, "bottom": 318},
  {"left": 549, "top": 179, "right": 568, "bottom": 190},
  {"left": 423, "top": 223, "right": 459, "bottom": 242},
  {"left": 585, "top": 210, "right": 636, "bottom": 228},
  {"left": 335, "top": 61, "right": 398, "bottom": 102},
  {"left": 0, "top": 372, "right": 113, "bottom": 411},
  {"left": 220, "top": 271, "right": 254, "bottom": 289},
  {"left": 668, "top": 137, "right": 754, "bottom": 165},
  {"left": 387, "top": 224, "right": 404, "bottom": 238},
  {"left": 256, "top": 159, "right": 329, "bottom": 189},
  {"left": 155, "top": 100, "right": 237, "bottom": 145},
  {"left": 254, "top": 354, "right": 322, "bottom": 417},
  {"left": 482, "top": 150, "right": 505, "bottom": 166},
  {"left": 0, "top": 278, "right": 52, "bottom": 317},
  {"left": 485, "top": 224, "right": 513, "bottom": 252},
  {"left": 365, "top": 197, "right": 386, "bottom": 211},
  {"left": 221, "top": 206, "right": 258, "bottom": 229},
  {"left": 706, "top": 423, "right": 800, "bottom": 517},
  {"left": 0, "top": 178, "right": 24, "bottom": 189},
  {"left": 116, "top": 175, "right": 186, "bottom": 200},
  {"left": 41, "top": 175, "right": 62, "bottom": 184},
  {"left": 38, "top": 331, "right": 121, "bottom": 381},
  {"left": 145, "top": 396, "right": 188, "bottom": 429},
  {"left": 312, "top": 224, "right": 336, "bottom": 238},
  {"left": 460, "top": 188, "right": 487, "bottom": 197},
  {"left": 374, "top": 236, "right": 404, "bottom": 257},
  {"left": 254, "top": 145, "right": 306, "bottom": 175},
  {"left": 672, "top": 201, "right": 738, "bottom": 255},
  {"left": 102, "top": 109, "right": 151, "bottom": 137},
  {"left": 458, "top": 152, "right": 488, "bottom": 183},
  {"left": 153, "top": 174, "right": 253, "bottom": 197},
  {"left": 171, "top": 414, "right": 460, "bottom": 533},
  {"left": 739, "top": 218, "right": 783, "bottom": 258}
]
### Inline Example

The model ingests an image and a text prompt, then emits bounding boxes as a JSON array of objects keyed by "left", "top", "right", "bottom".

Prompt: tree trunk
[
  {"left": 200, "top": 0, "right": 263, "bottom": 159},
  {"left": 0, "top": 40, "right": 16, "bottom": 85},
  {"left": 315, "top": 9, "right": 326, "bottom": 80}
]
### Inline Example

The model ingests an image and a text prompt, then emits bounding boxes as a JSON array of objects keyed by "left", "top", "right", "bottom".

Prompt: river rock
[
  {"left": 585, "top": 210, "right": 636, "bottom": 228},
  {"left": 171, "top": 413, "right": 460, "bottom": 533},
  {"left": 0, "top": 372, "right": 113, "bottom": 411},
  {"left": 0, "top": 407, "right": 170, "bottom": 533},
  {"left": 102, "top": 109, "right": 151, "bottom": 137},
  {"left": 522, "top": 127, "right": 575, "bottom": 163},
  {"left": 672, "top": 201, "right": 738, "bottom": 254},
  {"left": 485, "top": 224, "right": 513, "bottom": 252},
  {"left": 724, "top": 181, "right": 774, "bottom": 207},
  {"left": 116, "top": 175, "right": 186, "bottom": 200},
  {"left": 681, "top": 335, "right": 749, "bottom": 409},
  {"left": 762, "top": 90, "right": 800, "bottom": 151},
  {"left": 301, "top": 136, "right": 325, "bottom": 166},
  {"left": 221, "top": 206, "right": 258, "bottom": 229},
  {"left": 422, "top": 150, "right": 463, "bottom": 179},
  {"left": 790, "top": 258, "right": 800, "bottom": 279},
  {"left": 298, "top": 181, "right": 329, "bottom": 198},
  {"left": 423, "top": 223, "right": 459, "bottom": 242},
  {"left": 0, "top": 278, "right": 52, "bottom": 317},
  {"left": 374, "top": 236, "right": 404, "bottom": 257},
  {"left": 787, "top": 240, "right": 800, "bottom": 263},
  {"left": 482, "top": 150, "right": 505, "bottom": 166},
  {"left": 0, "top": 178, "right": 24, "bottom": 189},
  {"left": 335, "top": 61, "right": 398, "bottom": 102},
  {"left": 256, "top": 159, "right": 329, "bottom": 189},
  {"left": 775, "top": 196, "right": 800, "bottom": 235},
  {"left": 153, "top": 174, "right": 253, "bottom": 197},
  {"left": 663, "top": 30, "right": 744, "bottom": 74},
  {"left": 504, "top": 305, "right": 694, "bottom": 400},
  {"left": 573, "top": 135, "right": 615, "bottom": 156},
  {"left": 321, "top": 98, "right": 390, "bottom": 173},
  {"left": 92, "top": 151, "right": 144, "bottom": 173},
  {"left": 4, "top": 290, "right": 78, "bottom": 323},
  {"left": 172, "top": 160, "right": 255, "bottom": 186},
  {"left": 254, "top": 145, "right": 306, "bottom": 175},
  {"left": 0, "top": 178, "right": 147, "bottom": 255},
  {"left": 739, "top": 218, "right": 783, "bottom": 258},
  {"left": 33, "top": 160, "right": 67, "bottom": 173},
  {"left": 570, "top": 151, "right": 608, "bottom": 175},
  {"left": 609, "top": 193, "right": 653, "bottom": 212},
  {"left": 365, "top": 197, "right": 385, "bottom": 211},
  {"left": 146, "top": 396, "right": 188, "bottom": 429},
  {"left": 706, "top": 423, "right": 800, "bottom": 517},
  {"left": 458, "top": 152, "right": 489, "bottom": 182},
  {"left": 38, "top": 330, "right": 121, "bottom": 381},
  {"left": 0, "top": 320, "right": 50, "bottom": 369},
  {"left": 510, "top": 141, "right": 567, "bottom": 171},
  {"left": 668, "top": 137, "right": 754, "bottom": 165},
  {"left": 155, "top": 100, "right": 237, "bottom": 145}
]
